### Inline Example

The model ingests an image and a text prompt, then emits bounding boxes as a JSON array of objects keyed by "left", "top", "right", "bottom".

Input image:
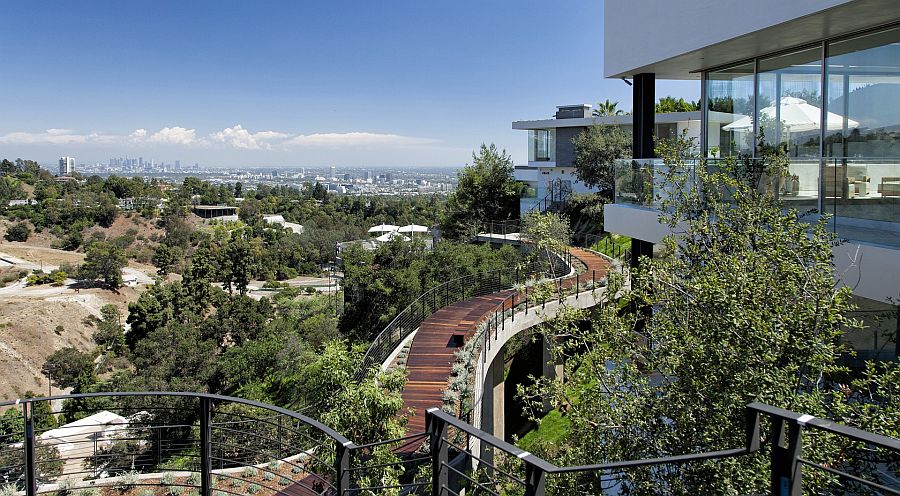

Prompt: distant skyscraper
[
  {"left": 363, "top": 170, "right": 371, "bottom": 182},
  {"left": 58, "top": 156, "right": 75, "bottom": 176},
  {"left": 175, "top": 160, "right": 181, "bottom": 171},
  {"left": 330, "top": 166, "right": 336, "bottom": 180}
]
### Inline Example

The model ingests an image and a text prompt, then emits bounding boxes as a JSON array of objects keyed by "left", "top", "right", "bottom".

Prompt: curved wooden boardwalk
[{"left": 399, "top": 248, "right": 611, "bottom": 447}]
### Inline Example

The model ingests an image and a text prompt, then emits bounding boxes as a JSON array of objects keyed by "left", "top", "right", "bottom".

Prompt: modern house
[
  {"left": 603, "top": 0, "right": 900, "bottom": 360},
  {"left": 512, "top": 105, "right": 734, "bottom": 214}
]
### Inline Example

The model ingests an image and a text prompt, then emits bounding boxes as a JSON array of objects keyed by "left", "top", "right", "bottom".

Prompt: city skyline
[{"left": 0, "top": 1, "right": 698, "bottom": 168}]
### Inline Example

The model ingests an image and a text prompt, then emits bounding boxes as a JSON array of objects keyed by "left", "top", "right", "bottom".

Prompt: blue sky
[{"left": 0, "top": 1, "right": 698, "bottom": 168}]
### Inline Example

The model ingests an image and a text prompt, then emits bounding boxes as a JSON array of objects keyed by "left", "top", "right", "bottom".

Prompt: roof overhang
[{"left": 606, "top": 0, "right": 900, "bottom": 79}]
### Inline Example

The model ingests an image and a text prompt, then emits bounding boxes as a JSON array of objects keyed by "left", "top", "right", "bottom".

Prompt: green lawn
[
  {"left": 591, "top": 233, "right": 631, "bottom": 259},
  {"left": 516, "top": 408, "right": 570, "bottom": 453}
]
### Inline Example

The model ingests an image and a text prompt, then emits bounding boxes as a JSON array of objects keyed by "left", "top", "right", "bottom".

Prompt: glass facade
[
  {"left": 706, "top": 62, "right": 755, "bottom": 157},
  {"left": 703, "top": 24, "right": 900, "bottom": 243},
  {"left": 825, "top": 26, "right": 900, "bottom": 225},
  {"left": 528, "top": 129, "right": 556, "bottom": 162}
]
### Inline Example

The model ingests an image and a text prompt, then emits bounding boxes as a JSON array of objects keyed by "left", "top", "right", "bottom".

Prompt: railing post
[
  {"left": 512, "top": 294, "right": 515, "bottom": 322},
  {"left": 770, "top": 417, "right": 803, "bottom": 496},
  {"left": 524, "top": 463, "right": 546, "bottom": 496},
  {"left": 23, "top": 401, "right": 36, "bottom": 496},
  {"left": 525, "top": 285, "right": 529, "bottom": 314},
  {"left": 199, "top": 396, "right": 213, "bottom": 496},
  {"left": 427, "top": 410, "right": 448, "bottom": 496},
  {"left": 335, "top": 441, "right": 351, "bottom": 495}
]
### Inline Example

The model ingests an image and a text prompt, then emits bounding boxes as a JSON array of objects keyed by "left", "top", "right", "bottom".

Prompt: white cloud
[
  {"left": 147, "top": 126, "right": 197, "bottom": 145},
  {"left": 0, "top": 125, "right": 437, "bottom": 151},
  {"left": 284, "top": 132, "right": 437, "bottom": 148},
  {"left": 0, "top": 129, "right": 115, "bottom": 145},
  {"left": 129, "top": 128, "right": 148, "bottom": 140},
  {"left": 209, "top": 125, "right": 289, "bottom": 150}
]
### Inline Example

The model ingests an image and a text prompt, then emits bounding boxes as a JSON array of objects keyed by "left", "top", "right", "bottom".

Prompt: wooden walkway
[{"left": 398, "top": 248, "right": 611, "bottom": 449}]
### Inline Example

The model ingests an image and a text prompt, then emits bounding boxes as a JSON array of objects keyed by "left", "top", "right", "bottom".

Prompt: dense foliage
[
  {"left": 520, "top": 134, "right": 899, "bottom": 494},
  {"left": 442, "top": 143, "right": 521, "bottom": 239},
  {"left": 340, "top": 239, "right": 520, "bottom": 342}
]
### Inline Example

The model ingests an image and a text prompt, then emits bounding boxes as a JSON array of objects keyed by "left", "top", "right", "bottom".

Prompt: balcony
[{"left": 612, "top": 157, "right": 900, "bottom": 247}]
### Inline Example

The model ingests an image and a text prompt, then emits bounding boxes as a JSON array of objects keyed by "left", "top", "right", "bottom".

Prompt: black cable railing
[
  {"left": 425, "top": 403, "right": 900, "bottom": 496},
  {"left": 0, "top": 392, "right": 352, "bottom": 496},
  {"left": 353, "top": 249, "right": 570, "bottom": 382},
  {"left": 0, "top": 393, "right": 896, "bottom": 496}
]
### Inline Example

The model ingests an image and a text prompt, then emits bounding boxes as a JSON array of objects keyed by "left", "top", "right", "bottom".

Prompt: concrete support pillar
[
  {"left": 480, "top": 352, "right": 505, "bottom": 466},
  {"left": 541, "top": 334, "right": 563, "bottom": 414},
  {"left": 481, "top": 352, "right": 505, "bottom": 438}
]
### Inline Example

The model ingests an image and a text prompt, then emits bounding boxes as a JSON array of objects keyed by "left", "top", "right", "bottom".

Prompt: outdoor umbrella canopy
[
  {"left": 368, "top": 224, "right": 399, "bottom": 234},
  {"left": 397, "top": 224, "right": 429, "bottom": 233},
  {"left": 375, "top": 231, "right": 410, "bottom": 242},
  {"left": 723, "top": 96, "right": 859, "bottom": 133}
]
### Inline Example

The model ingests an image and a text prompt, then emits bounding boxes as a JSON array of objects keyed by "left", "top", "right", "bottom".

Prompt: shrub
[
  {"left": 161, "top": 473, "right": 175, "bottom": 486},
  {"left": 139, "top": 490, "right": 155, "bottom": 496},
  {"left": 229, "top": 478, "right": 242, "bottom": 489},
  {"left": 262, "top": 471, "right": 275, "bottom": 482},
  {"left": 290, "top": 464, "right": 302, "bottom": 474},
  {"left": 241, "top": 466, "right": 257, "bottom": 479},
  {"left": 247, "top": 484, "right": 261, "bottom": 495},
  {"left": 78, "top": 488, "right": 99, "bottom": 496},
  {"left": 167, "top": 486, "right": 183, "bottom": 496},
  {"left": 115, "top": 471, "right": 140, "bottom": 491},
  {"left": 278, "top": 476, "right": 291, "bottom": 486},
  {"left": 56, "top": 479, "right": 74, "bottom": 496},
  {"left": 185, "top": 473, "right": 200, "bottom": 486},
  {"left": 5, "top": 222, "right": 30, "bottom": 242},
  {"left": 0, "top": 485, "right": 15, "bottom": 496}
]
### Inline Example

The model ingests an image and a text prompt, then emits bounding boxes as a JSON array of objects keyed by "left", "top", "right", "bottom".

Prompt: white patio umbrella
[
  {"left": 368, "top": 224, "right": 399, "bottom": 234},
  {"left": 723, "top": 96, "right": 859, "bottom": 133},
  {"left": 397, "top": 224, "right": 429, "bottom": 233},
  {"left": 374, "top": 231, "right": 410, "bottom": 242}
]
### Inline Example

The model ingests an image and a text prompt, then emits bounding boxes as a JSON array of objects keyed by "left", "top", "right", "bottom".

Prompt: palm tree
[{"left": 593, "top": 99, "right": 624, "bottom": 117}]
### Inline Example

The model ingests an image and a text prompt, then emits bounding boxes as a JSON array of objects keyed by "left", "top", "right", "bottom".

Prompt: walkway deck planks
[{"left": 398, "top": 248, "right": 611, "bottom": 447}]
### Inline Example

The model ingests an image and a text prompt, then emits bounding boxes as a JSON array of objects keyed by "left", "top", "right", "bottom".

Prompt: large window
[
  {"left": 825, "top": 26, "right": 900, "bottom": 224},
  {"left": 703, "top": 24, "right": 900, "bottom": 243},
  {"left": 757, "top": 46, "right": 823, "bottom": 205},
  {"left": 706, "top": 62, "right": 755, "bottom": 157},
  {"left": 528, "top": 129, "right": 555, "bottom": 162}
]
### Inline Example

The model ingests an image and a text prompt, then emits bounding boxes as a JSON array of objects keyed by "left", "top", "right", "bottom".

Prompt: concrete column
[
  {"left": 480, "top": 352, "right": 505, "bottom": 441},
  {"left": 541, "top": 334, "right": 563, "bottom": 414}
]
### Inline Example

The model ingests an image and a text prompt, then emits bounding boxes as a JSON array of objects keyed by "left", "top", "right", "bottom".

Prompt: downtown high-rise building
[{"left": 58, "top": 156, "right": 75, "bottom": 176}]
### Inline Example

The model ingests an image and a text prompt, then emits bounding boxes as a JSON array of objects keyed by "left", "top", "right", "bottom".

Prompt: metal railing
[
  {"left": 354, "top": 250, "right": 568, "bottom": 382},
  {"left": 2, "top": 393, "right": 896, "bottom": 496},
  {"left": 575, "top": 232, "right": 631, "bottom": 262},
  {"left": 425, "top": 402, "right": 900, "bottom": 496},
  {"left": 529, "top": 178, "right": 572, "bottom": 214},
  {"left": 0, "top": 392, "right": 352, "bottom": 496}
]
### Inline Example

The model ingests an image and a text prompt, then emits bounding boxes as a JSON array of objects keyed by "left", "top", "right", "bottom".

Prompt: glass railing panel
[{"left": 614, "top": 158, "right": 697, "bottom": 208}]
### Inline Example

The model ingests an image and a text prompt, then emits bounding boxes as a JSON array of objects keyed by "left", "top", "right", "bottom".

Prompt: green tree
[
  {"left": 442, "top": 143, "right": 521, "bottom": 239},
  {"left": 572, "top": 125, "right": 632, "bottom": 196},
  {"left": 4, "top": 222, "right": 30, "bottom": 242},
  {"left": 42, "top": 348, "right": 95, "bottom": 390},
  {"left": 655, "top": 95, "right": 700, "bottom": 113},
  {"left": 79, "top": 241, "right": 127, "bottom": 288},
  {"left": 93, "top": 304, "right": 126, "bottom": 354},
  {"left": 521, "top": 134, "right": 896, "bottom": 494},
  {"left": 592, "top": 98, "right": 624, "bottom": 116},
  {"left": 221, "top": 234, "right": 255, "bottom": 295},
  {"left": 151, "top": 243, "right": 180, "bottom": 277}
]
